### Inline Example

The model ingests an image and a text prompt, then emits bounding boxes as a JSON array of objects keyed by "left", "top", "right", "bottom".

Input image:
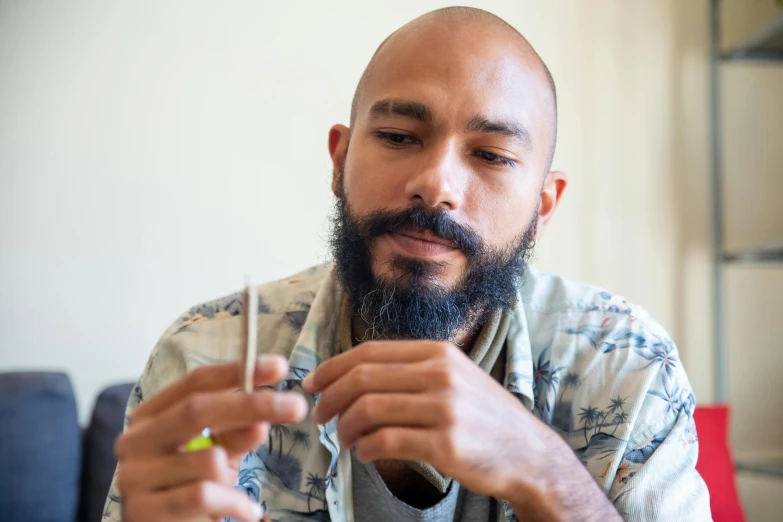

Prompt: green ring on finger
[{"left": 185, "top": 427, "right": 215, "bottom": 452}]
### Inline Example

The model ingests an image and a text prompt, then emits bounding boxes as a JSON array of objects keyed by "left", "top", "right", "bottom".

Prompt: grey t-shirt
[{"left": 351, "top": 450, "right": 495, "bottom": 522}]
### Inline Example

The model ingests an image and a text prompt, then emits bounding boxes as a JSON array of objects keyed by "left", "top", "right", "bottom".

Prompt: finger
[
  {"left": 337, "top": 393, "right": 447, "bottom": 449},
  {"left": 214, "top": 422, "right": 269, "bottom": 457},
  {"left": 132, "top": 355, "right": 289, "bottom": 424},
  {"left": 354, "top": 426, "right": 436, "bottom": 465},
  {"left": 311, "top": 362, "right": 449, "bottom": 424},
  {"left": 118, "top": 446, "right": 237, "bottom": 494},
  {"left": 124, "top": 481, "right": 263, "bottom": 522},
  {"left": 117, "top": 390, "right": 307, "bottom": 459},
  {"left": 303, "top": 340, "right": 450, "bottom": 393}
]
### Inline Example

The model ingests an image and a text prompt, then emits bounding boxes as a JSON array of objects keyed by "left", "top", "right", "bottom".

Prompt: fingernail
[
  {"left": 251, "top": 502, "right": 263, "bottom": 520},
  {"left": 273, "top": 393, "right": 305, "bottom": 416}
]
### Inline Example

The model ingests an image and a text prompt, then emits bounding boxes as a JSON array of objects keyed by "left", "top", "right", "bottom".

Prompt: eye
[
  {"left": 376, "top": 131, "right": 418, "bottom": 146},
  {"left": 475, "top": 150, "right": 516, "bottom": 168}
]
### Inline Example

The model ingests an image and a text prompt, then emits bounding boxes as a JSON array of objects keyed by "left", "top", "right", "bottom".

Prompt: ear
[
  {"left": 328, "top": 124, "right": 350, "bottom": 197},
  {"left": 535, "top": 170, "right": 568, "bottom": 239}
]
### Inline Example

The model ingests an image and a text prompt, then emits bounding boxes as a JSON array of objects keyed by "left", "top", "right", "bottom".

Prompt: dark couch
[{"left": 0, "top": 371, "right": 134, "bottom": 522}]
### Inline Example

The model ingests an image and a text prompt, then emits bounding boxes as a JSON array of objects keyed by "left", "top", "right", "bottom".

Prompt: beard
[{"left": 329, "top": 180, "right": 538, "bottom": 342}]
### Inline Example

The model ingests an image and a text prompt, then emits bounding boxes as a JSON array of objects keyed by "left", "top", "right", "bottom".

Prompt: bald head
[
  {"left": 327, "top": 7, "right": 569, "bottom": 313},
  {"left": 350, "top": 7, "right": 557, "bottom": 165}
]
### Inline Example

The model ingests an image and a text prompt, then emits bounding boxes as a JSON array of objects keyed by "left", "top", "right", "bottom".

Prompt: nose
[{"left": 403, "top": 141, "right": 466, "bottom": 211}]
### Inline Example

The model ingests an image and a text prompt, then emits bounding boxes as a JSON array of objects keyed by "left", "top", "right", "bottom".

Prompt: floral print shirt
[{"left": 103, "top": 264, "right": 712, "bottom": 522}]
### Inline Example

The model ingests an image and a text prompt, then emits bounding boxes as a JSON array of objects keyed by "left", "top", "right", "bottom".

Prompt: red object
[{"left": 693, "top": 405, "right": 746, "bottom": 522}]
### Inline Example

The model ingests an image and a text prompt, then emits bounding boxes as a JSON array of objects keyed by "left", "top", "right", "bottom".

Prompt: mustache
[{"left": 359, "top": 205, "right": 485, "bottom": 257}]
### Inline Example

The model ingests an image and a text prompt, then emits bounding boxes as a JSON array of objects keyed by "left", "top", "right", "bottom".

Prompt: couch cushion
[
  {"left": 0, "top": 371, "right": 81, "bottom": 522},
  {"left": 79, "top": 383, "right": 134, "bottom": 522},
  {"left": 80, "top": 382, "right": 134, "bottom": 522}
]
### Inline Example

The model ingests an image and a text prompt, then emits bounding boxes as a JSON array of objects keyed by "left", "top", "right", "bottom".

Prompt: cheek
[
  {"left": 343, "top": 144, "right": 409, "bottom": 215},
  {"left": 462, "top": 186, "right": 538, "bottom": 248}
]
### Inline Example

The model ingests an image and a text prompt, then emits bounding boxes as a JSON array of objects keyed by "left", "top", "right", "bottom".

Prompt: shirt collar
[
  {"left": 504, "top": 298, "right": 535, "bottom": 411},
  {"left": 286, "top": 266, "right": 535, "bottom": 410}
]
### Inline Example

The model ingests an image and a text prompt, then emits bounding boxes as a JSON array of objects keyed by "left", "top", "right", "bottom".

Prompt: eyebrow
[
  {"left": 368, "top": 98, "right": 532, "bottom": 151},
  {"left": 369, "top": 98, "right": 434, "bottom": 124},
  {"left": 466, "top": 115, "right": 533, "bottom": 150}
]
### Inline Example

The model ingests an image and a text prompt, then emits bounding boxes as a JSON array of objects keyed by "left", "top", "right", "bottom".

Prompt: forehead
[{"left": 356, "top": 22, "right": 553, "bottom": 140}]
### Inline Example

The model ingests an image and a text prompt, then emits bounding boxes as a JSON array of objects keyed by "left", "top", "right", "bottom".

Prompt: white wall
[{"left": 0, "top": 0, "right": 704, "bottom": 418}]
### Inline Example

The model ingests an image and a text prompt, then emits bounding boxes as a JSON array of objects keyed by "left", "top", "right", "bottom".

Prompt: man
[{"left": 104, "top": 7, "right": 711, "bottom": 522}]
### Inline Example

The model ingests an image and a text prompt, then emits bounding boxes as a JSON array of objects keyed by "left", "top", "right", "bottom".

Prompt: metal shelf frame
[
  {"left": 721, "top": 13, "right": 783, "bottom": 62},
  {"left": 735, "top": 460, "right": 783, "bottom": 478},
  {"left": 708, "top": 0, "right": 783, "bottom": 479},
  {"left": 723, "top": 240, "right": 783, "bottom": 263}
]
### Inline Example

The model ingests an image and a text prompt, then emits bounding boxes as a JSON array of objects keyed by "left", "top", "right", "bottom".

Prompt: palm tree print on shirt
[
  {"left": 256, "top": 425, "right": 303, "bottom": 492},
  {"left": 596, "top": 396, "right": 628, "bottom": 434},
  {"left": 558, "top": 372, "right": 580, "bottom": 401},
  {"left": 612, "top": 410, "right": 630, "bottom": 435},
  {"left": 579, "top": 406, "right": 601, "bottom": 445},
  {"left": 577, "top": 396, "right": 631, "bottom": 444},
  {"left": 287, "top": 429, "right": 311, "bottom": 456},
  {"left": 305, "top": 473, "right": 327, "bottom": 512},
  {"left": 269, "top": 424, "right": 291, "bottom": 458},
  {"left": 533, "top": 349, "right": 565, "bottom": 416}
]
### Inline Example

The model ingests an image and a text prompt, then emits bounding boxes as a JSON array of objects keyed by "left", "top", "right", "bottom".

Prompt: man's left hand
[{"left": 301, "top": 340, "right": 572, "bottom": 505}]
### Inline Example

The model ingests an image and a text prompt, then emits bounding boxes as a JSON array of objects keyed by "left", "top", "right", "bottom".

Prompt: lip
[
  {"left": 397, "top": 229, "right": 456, "bottom": 247},
  {"left": 386, "top": 230, "right": 458, "bottom": 258}
]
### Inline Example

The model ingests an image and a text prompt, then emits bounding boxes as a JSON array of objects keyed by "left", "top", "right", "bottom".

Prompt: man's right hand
[{"left": 114, "top": 355, "right": 308, "bottom": 522}]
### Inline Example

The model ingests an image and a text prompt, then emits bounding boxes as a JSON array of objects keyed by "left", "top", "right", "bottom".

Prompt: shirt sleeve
[{"left": 609, "top": 371, "right": 712, "bottom": 521}]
